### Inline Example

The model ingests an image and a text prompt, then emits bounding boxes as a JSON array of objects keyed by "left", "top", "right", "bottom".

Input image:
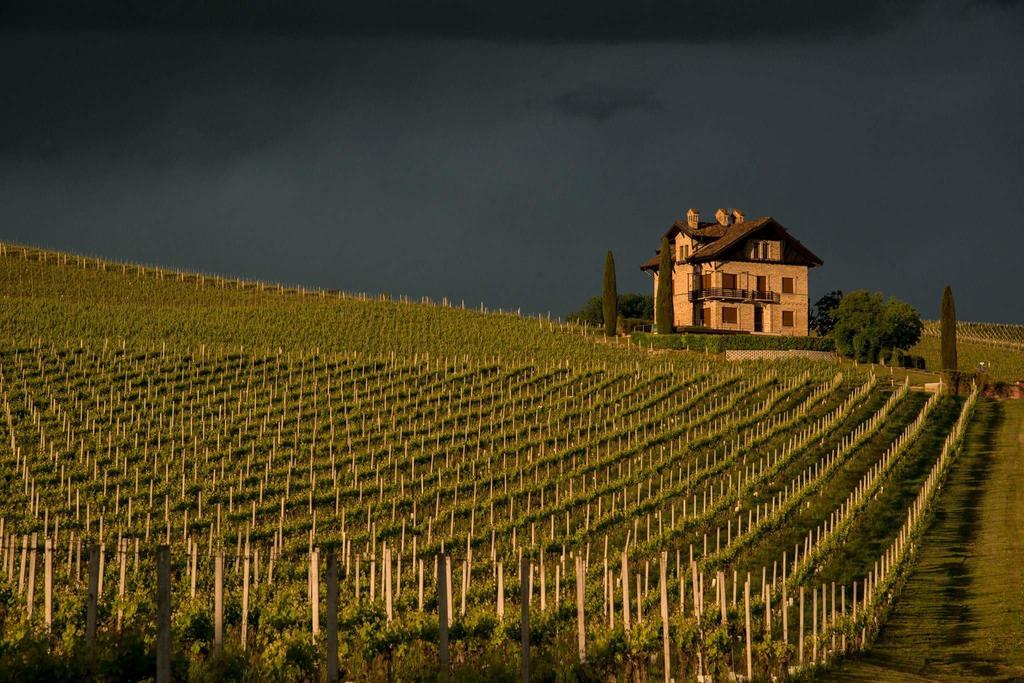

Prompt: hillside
[
  {"left": 916, "top": 321, "right": 1024, "bottom": 383},
  {"left": 0, "top": 243, "right": 643, "bottom": 364},
  {"left": 0, "top": 242, "right": 996, "bottom": 681}
]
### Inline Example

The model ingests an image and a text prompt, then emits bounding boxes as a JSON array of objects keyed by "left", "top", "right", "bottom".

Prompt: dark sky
[{"left": 1, "top": 2, "right": 1023, "bottom": 322}]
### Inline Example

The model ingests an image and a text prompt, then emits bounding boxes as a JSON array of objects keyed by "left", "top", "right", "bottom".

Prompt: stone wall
[{"left": 723, "top": 349, "right": 837, "bottom": 362}]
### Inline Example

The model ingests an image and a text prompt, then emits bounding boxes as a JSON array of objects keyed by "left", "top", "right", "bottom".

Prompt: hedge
[{"left": 631, "top": 331, "right": 835, "bottom": 353}]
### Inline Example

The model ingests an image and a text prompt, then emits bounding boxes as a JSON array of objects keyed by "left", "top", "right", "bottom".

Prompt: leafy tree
[
  {"left": 602, "top": 251, "right": 617, "bottom": 337},
  {"left": 656, "top": 237, "right": 673, "bottom": 334},
  {"left": 880, "top": 297, "right": 923, "bottom": 351},
  {"left": 617, "top": 293, "right": 653, "bottom": 320},
  {"left": 809, "top": 290, "right": 843, "bottom": 336},
  {"left": 832, "top": 290, "right": 921, "bottom": 363},
  {"left": 567, "top": 294, "right": 652, "bottom": 326},
  {"left": 941, "top": 285, "right": 957, "bottom": 371},
  {"left": 833, "top": 291, "right": 884, "bottom": 360},
  {"left": 567, "top": 297, "right": 604, "bottom": 326}
]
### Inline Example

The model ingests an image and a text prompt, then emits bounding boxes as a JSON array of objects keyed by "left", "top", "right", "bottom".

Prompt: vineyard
[
  {"left": 922, "top": 320, "right": 1024, "bottom": 351},
  {"left": 917, "top": 321, "right": 1024, "bottom": 383},
  {"left": 0, "top": 243, "right": 985, "bottom": 681}
]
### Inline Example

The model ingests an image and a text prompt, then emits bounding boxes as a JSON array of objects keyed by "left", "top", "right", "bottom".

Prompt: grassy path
[{"left": 823, "top": 399, "right": 1024, "bottom": 681}]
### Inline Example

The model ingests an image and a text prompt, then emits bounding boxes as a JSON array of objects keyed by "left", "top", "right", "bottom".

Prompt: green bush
[
  {"left": 631, "top": 331, "right": 834, "bottom": 353},
  {"left": 832, "top": 290, "right": 922, "bottom": 362}
]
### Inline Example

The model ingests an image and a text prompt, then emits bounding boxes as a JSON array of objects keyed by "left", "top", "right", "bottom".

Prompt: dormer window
[{"left": 747, "top": 239, "right": 781, "bottom": 261}]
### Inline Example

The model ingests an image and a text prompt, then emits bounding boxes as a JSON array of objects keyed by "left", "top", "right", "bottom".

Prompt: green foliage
[
  {"left": 632, "top": 331, "right": 835, "bottom": 353},
  {"left": 810, "top": 289, "right": 843, "bottom": 337},
  {"left": 881, "top": 298, "right": 924, "bottom": 351},
  {"left": 602, "top": 251, "right": 618, "bottom": 337},
  {"left": 833, "top": 291, "right": 883, "bottom": 360},
  {"left": 912, "top": 333, "right": 1023, "bottom": 383},
  {"left": 0, "top": 241, "right": 962, "bottom": 681},
  {"left": 617, "top": 292, "right": 653, "bottom": 320},
  {"left": 0, "top": 245, "right": 664, "bottom": 365},
  {"left": 755, "top": 637, "right": 795, "bottom": 680},
  {"left": 656, "top": 237, "right": 673, "bottom": 334},
  {"left": 941, "top": 285, "right": 958, "bottom": 371},
  {"left": 566, "top": 296, "right": 604, "bottom": 326},
  {"left": 566, "top": 293, "right": 653, "bottom": 326},
  {"left": 832, "top": 290, "right": 922, "bottom": 362}
]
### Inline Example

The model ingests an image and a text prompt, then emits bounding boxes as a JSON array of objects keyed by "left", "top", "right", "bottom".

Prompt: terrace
[{"left": 688, "top": 287, "right": 781, "bottom": 304}]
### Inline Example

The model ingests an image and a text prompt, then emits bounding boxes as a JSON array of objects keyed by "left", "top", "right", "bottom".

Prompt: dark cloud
[
  {"left": 3, "top": 0, "right": 1020, "bottom": 42},
  {"left": 0, "top": 32, "right": 368, "bottom": 164},
  {"left": 553, "top": 84, "right": 666, "bottom": 122},
  {"left": 0, "top": 6, "right": 1022, "bottom": 324}
]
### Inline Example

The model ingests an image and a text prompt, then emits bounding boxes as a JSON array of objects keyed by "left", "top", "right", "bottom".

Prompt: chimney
[
  {"left": 732, "top": 208, "right": 745, "bottom": 224},
  {"left": 686, "top": 208, "right": 700, "bottom": 229},
  {"left": 715, "top": 208, "right": 731, "bottom": 226}
]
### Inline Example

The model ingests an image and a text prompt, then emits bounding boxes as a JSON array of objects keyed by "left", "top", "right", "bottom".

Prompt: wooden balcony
[{"left": 688, "top": 287, "right": 780, "bottom": 304}]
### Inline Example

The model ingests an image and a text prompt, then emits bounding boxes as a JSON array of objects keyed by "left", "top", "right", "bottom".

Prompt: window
[
  {"left": 782, "top": 311, "right": 795, "bottom": 327},
  {"left": 677, "top": 243, "right": 689, "bottom": 261},
  {"left": 782, "top": 277, "right": 794, "bottom": 294},
  {"left": 749, "top": 240, "right": 780, "bottom": 261},
  {"left": 722, "top": 273, "right": 737, "bottom": 290},
  {"left": 701, "top": 307, "right": 711, "bottom": 326},
  {"left": 722, "top": 307, "right": 738, "bottom": 324}
]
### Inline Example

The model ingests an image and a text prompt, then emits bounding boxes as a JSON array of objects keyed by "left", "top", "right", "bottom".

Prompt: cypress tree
[
  {"left": 940, "top": 285, "right": 957, "bottom": 371},
  {"left": 656, "top": 236, "right": 674, "bottom": 334},
  {"left": 602, "top": 251, "right": 617, "bottom": 337}
]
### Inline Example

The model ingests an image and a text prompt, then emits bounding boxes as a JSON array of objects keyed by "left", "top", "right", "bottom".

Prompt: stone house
[{"left": 640, "top": 208, "right": 823, "bottom": 336}]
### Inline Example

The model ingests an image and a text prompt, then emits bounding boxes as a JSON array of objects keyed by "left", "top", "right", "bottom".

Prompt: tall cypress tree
[
  {"left": 940, "top": 285, "right": 957, "bottom": 371},
  {"left": 656, "top": 236, "right": 674, "bottom": 334},
  {"left": 602, "top": 251, "right": 617, "bottom": 337}
]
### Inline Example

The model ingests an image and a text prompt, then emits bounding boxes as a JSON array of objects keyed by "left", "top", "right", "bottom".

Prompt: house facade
[{"left": 641, "top": 208, "right": 823, "bottom": 336}]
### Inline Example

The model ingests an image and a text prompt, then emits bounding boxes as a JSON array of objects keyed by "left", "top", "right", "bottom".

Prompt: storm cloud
[
  {"left": 0, "top": 1, "right": 1022, "bottom": 324},
  {"left": 1, "top": 1, "right": 1019, "bottom": 42}
]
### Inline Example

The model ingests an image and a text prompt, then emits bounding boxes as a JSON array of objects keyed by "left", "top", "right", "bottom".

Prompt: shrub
[
  {"left": 567, "top": 294, "right": 652, "bottom": 326},
  {"left": 941, "top": 285, "right": 958, "bottom": 371},
  {"left": 631, "top": 332, "right": 834, "bottom": 353},
  {"left": 656, "top": 237, "right": 673, "bottom": 334},
  {"left": 602, "top": 251, "right": 617, "bottom": 337},
  {"left": 810, "top": 290, "right": 843, "bottom": 337},
  {"left": 833, "top": 290, "right": 922, "bottom": 362}
]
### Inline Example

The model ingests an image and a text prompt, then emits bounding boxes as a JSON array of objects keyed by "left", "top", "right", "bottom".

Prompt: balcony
[{"left": 688, "top": 287, "right": 780, "bottom": 304}]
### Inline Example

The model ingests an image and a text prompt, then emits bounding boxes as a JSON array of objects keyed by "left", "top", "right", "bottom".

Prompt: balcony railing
[{"left": 688, "top": 287, "right": 780, "bottom": 304}]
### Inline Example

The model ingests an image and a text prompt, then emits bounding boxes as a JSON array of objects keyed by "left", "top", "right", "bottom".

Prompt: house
[{"left": 640, "top": 208, "right": 823, "bottom": 336}]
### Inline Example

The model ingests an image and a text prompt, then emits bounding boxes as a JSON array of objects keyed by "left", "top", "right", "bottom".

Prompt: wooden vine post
[
  {"left": 44, "top": 538, "right": 53, "bottom": 631},
  {"left": 744, "top": 579, "right": 752, "bottom": 680},
  {"left": 575, "top": 555, "right": 585, "bottom": 663},
  {"left": 659, "top": 552, "right": 670, "bottom": 682},
  {"left": 799, "top": 585, "right": 805, "bottom": 665},
  {"left": 438, "top": 552, "right": 450, "bottom": 676},
  {"left": 241, "top": 549, "right": 251, "bottom": 649},
  {"left": 214, "top": 550, "right": 224, "bottom": 650},
  {"left": 156, "top": 544, "right": 171, "bottom": 683},
  {"left": 326, "top": 551, "right": 339, "bottom": 683},
  {"left": 310, "top": 549, "right": 320, "bottom": 639},
  {"left": 520, "top": 554, "right": 530, "bottom": 683},
  {"left": 86, "top": 544, "right": 99, "bottom": 647}
]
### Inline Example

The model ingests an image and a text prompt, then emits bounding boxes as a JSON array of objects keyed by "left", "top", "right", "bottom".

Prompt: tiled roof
[
  {"left": 639, "top": 216, "right": 823, "bottom": 271},
  {"left": 688, "top": 217, "right": 773, "bottom": 261}
]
